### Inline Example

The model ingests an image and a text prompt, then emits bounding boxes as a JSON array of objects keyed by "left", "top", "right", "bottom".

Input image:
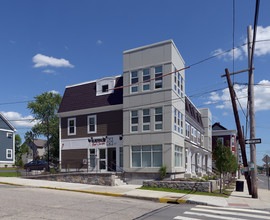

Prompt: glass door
[
  {"left": 89, "top": 149, "right": 96, "bottom": 171},
  {"left": 99, "top": 149, "right": 107, "bottom": 171}
]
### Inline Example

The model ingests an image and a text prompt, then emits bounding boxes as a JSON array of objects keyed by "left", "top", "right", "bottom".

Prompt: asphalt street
[
  {"left": 258, "top": 174, "right": 270, "bottom": 190},
  {"left": 0, "top": 184, "right": 167, "bottom": 220},
  {"left": 135, "top": 204, "right": 270, "bottom": 220}
]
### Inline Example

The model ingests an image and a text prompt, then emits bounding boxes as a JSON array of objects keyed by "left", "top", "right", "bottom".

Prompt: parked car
[{"left": 24, "top": 160, "right": 49, "bottom": 172}]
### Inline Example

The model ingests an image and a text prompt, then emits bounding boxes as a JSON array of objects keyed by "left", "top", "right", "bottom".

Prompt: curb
[
  {"left": 0, "top": 181, "right": 211, "bottom": 206},
  {"left": 159, "top": 197, "right": 187, "bottom": 204}
]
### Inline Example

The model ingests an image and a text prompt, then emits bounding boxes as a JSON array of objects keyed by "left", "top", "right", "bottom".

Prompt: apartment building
[
  {"left": 184, "top": 97, "right": 212, "bottom": 178},
  {"left": 58, "top": 40, "right": 212, "bottom": 180}
]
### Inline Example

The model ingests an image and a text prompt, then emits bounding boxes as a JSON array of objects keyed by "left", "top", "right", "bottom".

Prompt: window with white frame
[
  {"left": 198, "top": 131, "right": 201, "bottom": 145},
  {"left": 131, "top": 110, "right": 139, "bottom": 132},
  {"left": 6, "top": 149, "right": 12, "bottom": 159},
  {"left": 142, "top": 68, "right": 150, "bottom": 91},
  {"left": 155, "top": 66, "right": 163, "bottom": 89},
  {"left": 186, "top": 122, "right": 190, "bottom": 138},
  {"left": 67, "top": 118, "right": 76, "bottom": 135},
  {"left": 154, "top": 107, "right": 163, "bottom": 130},
  {"left": 174, "top": 108, "right": 183, "bottom": 135},
  {"left": 142, "top": 109, "right": 150, "bottom": 131},
  {"left": 201, "top": 134, "right": 204, "bottom": 146},
  {"left": 120, "top": 147, "right": 123, "bottom": 168},
  {"left": 131, "top": 145, "right": 162, "bottom": 167},
  {"left": 217, "top": 137, "right": 224, "bottom": 146},
  {"left": 131, "top": 71, "right": 139, "bottom": 93},
  {"left": 173, "top": 67, "right": 184, "bottom": 98},
  {"left": 180, "top": 75, "right": 184, "bottom": 97},
  {"left": 174, "top": 68, "right": 177, "bottom": 91},
  {"left": 191, "top": 126, "right": 194, "bottom": 141},
  {"left": 194, "top": 129, "right": 197, "bottom": 143},
  {"left": 88, "top": 115, "right": 96, "bottom": 133},
  {"left": 180, "top": 112, "right": 183, "bottom": 134},
  {"left": 174, "top": 145, "right": 183, "bottom": 167}
]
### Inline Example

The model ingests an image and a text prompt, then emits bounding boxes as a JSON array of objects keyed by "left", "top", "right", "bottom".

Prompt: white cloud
[
  {"left": 49, "top": 90, "right": 60, "bottom": 95},
  {"left": 96, "top": 40, "right": 103, "bottom": 45},
  {"left": 206, "top": 80, "right": 270, "bottom": 112},
  {"left": 1, "top": 111, "right": 39, "bottom": 128},
  {"left": 212, "top": 26, "right": 270, "bottom": 61},
  {"left": 212, "top": 47, "right": 244, "bottom": 61},
  {"left": 33, "top": 54, "right": 74, "bottom": 68},
  {"left": 43, "top": 69, "right": 56, "bottom": 74}
]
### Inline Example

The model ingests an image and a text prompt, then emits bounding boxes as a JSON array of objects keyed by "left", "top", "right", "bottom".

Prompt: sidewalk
[{"left": 0, "top": 176, "right": 269, "bottom": 210}]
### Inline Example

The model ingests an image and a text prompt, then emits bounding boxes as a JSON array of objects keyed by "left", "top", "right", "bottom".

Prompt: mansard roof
[
  {"left": 185, "top": 96, "right": 203, "bottom": 128},
  {"left": 58, "top": 76, "right": 123, "bottom": 113}
]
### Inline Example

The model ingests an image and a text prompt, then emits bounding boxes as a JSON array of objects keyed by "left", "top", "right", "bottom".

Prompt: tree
[
  {"left": 15, "top": 134, "right": 30, "bottom": 167},
  {"left": 213, "top": 140, "right": 238, "bottom": 193},
  {"left": 27, "top": 92, "right": 62, "bottom": 165}
]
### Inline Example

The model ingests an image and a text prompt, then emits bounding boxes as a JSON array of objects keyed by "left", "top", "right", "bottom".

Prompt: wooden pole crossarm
[{"left": 221, "top": 67, "right": 255, "bottom": 78}]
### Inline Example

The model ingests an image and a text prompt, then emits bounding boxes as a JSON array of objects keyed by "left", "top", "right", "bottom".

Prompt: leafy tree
[
  {"left": 27, "top": 92, "right": 62, "bottom": 164},
  {"left": 15, "top": 134, "right": 30, "bottom": 167},
  {"left": 213, "top": 140, "right": 238, "bottom": 193}
]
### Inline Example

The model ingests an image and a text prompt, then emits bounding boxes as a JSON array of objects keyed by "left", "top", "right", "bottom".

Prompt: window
[
  {"left": 142, "top": 109, "right": 150, "bottom": 131},
  {"left": 68, "top": 118, "right": 76, "bottom": 135},
  {"left": 217, "top": 137, "right": 224, "bottom": 146},
  {"left": 174, "top": 67, "right": 184, "bottom": 97},
  {"left": 175, "top": 145, "right": 183, "bottom": 167},
  {"left": 88, "top": 115, "right": 96, "bottom": 133},
  {"left": 131, "top": 110, "right": 138, "bottom": 132},
  {"left": 174, "top": 68, "right": 177, "bottom": 91},
  {"left": 131, "top": 145, "right": 162, "bottom": 167},
  {"left": 102, "top": 84, "right": 109, "bottom": 93},
  {"left": 6, "top": 133, "right": 12, "bottom": 138},
  {"left": 180, "top": 76, "right": 184, "bottom": 97},
  {"left": 154, "top": 107, "right": 163, "bottom": 130},
  {"left": 185, "top": 122, "right": 190, "bottom": 138},
  {"left": 6, "top": 149, "right": 12, "bottom": 159},
  {"left": 201, "top": 134, "right": 204, "bottom": 147},
  {"left": 155, "top": 66, "right": 163, "bottom": 89},
  {"left": 142, "top": 68, "right": 150, "bottom": 91},
  {"left": 198, "top": 131, "right": 201, "bottom": 145},
  {"left": 191, "top": 126, "right": 194, "bottom": 141},
  {"left": 174, "top": 108, "right": 183, "bottom": 134},
  {"left": 120, "top": 147, "right": 123, "bottom": 168},
  {"left": 131, "top": 71, "right": 139, "bottom": 93}
]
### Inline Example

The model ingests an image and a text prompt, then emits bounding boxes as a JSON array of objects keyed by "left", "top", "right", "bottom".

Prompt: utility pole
[
  {"left": 247, "top": 25, "right": 258, "bottom": 198},
  {"left": 224, "top": 68, "right": 252, "bottom": 195}
]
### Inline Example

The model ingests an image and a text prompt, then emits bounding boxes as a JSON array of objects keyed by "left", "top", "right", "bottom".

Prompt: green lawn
[
  {"left": 0, "top": 172, "right": 21, "bottom": 177},
  {"left": 139, "top": 186, "right": 232, "bottom": 198},
  {"left": 0, "top": 167, "right": 23, "bottom": 171}
]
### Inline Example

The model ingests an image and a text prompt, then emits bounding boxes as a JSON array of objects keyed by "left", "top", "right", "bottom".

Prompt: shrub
[
  {"left": 4, "top": 164, "right": 8, "bottom": 168},
  {"left": 159, "top": 166, "right": 167, "bottom": 180}
]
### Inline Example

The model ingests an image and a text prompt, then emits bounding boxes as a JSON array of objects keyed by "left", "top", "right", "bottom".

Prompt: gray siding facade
[{"left": 0, "top": 113, "right": 15, "bottom": 165}]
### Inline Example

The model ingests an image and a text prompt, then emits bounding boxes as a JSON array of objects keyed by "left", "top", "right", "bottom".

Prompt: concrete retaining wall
[
  {"left": 143, "top": 180, "right": 219, "bottom": 192},
  {"left": 24, "top": 172, "right": 116, "bottom": 186}
]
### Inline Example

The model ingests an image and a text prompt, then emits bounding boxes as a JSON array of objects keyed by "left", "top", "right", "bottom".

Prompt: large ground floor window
[
  {"left": 174, "top": 145, "right": 183, "bottom": 167},
  {"left": 131, "top": 145, "right": 162, "bottom": 167}
]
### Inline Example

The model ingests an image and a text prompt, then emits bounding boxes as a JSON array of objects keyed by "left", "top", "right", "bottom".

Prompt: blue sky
[{"left": 1, "top": 0, "right": 270, "bottom": 165}]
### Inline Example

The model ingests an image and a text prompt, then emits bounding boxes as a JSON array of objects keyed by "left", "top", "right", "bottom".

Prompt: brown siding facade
[
  {"left": 61, "top": 110, "right": 123, "bottom": 139},
  {"left": 62, "top": 149, "right": 88, "bottom": 170}
]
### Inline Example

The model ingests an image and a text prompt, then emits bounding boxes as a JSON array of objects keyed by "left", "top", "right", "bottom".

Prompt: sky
[{"left": 0, "top": 0, "right": 270, "bottom": 166}]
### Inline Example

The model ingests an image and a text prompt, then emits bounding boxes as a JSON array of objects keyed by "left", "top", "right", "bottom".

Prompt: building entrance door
[
  {"left": 89, "top": 149, "right": 96, "bottom": 171},
  {"left": 99, "top": 149, "right": 107, "bottom": 171},
  {"left": 107, "top": 148, "right": 116, "bottom": 171}
]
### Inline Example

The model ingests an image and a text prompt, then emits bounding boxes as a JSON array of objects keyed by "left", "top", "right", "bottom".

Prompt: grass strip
[
  {"left": 139, "top": 186, "right": 231, "bottom": 198},
  {"left": 0, "top": 172, "right": 21, "bottom": 177}
]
